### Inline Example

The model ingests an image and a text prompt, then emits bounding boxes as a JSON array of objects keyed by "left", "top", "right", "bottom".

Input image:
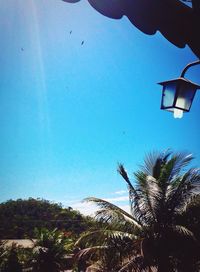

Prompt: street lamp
[{"left": 158, "top": 60, "right": 200, "bottom": 118}]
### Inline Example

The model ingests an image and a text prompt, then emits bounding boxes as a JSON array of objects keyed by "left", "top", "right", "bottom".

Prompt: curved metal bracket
[{"left": 180, "top": 60, "right": 200, "bottom": 78}]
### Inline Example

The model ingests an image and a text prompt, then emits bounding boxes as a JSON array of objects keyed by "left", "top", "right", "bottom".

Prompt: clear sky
[{"left": 0, "top": 0, "right": 200, "bottom": 215}]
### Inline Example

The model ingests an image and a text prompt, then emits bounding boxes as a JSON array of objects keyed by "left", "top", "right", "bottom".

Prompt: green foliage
[
  {"left": 32, "top": 228, "right": 71, "bottom": 272},
  {"left": 1, "top": 244, "right": 22, "bottom": 272},
  {"left": 0, "top": 198, "right": 95, "bottom": 239},
  {"left": 76, "top": 151, "right": 200, "bottom": 272},
  {"left": 0, "top": 241, "right": 7, "bottom": 270}
]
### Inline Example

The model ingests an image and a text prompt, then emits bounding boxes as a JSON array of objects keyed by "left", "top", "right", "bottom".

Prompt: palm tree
[
  {"left": 32, "top": 228, "right": 71, "bottom": 272},
  {"left": 76, "top": 151, "right": 200, "bottom": 272}
]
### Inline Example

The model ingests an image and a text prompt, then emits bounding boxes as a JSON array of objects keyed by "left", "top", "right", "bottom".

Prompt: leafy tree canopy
[{"left": 0, "top": 198, "right": 95, "bottom": 239}]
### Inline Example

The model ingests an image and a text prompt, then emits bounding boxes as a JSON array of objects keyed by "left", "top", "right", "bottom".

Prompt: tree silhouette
[
  {"left": 2, "top": 244, "right": 22, "bottom": 272},
  {"left": 32, "top": 228, "right": 69, "bottom": 272},
  {"left": 75, "top": 151, "right": 200, "bottom": 271}
]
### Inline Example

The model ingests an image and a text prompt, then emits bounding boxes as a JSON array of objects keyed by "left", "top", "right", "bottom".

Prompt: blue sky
[{"left": 0, "top": 0, "right": 200, "bottom": 215}]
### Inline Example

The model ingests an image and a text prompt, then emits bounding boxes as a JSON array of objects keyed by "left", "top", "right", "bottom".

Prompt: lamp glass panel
[
  {"left": 175, "top": 83, "right": 196, "bottom": 110},
  {"left": 162, "top": 82, "right": 176, "bottom": 108}
]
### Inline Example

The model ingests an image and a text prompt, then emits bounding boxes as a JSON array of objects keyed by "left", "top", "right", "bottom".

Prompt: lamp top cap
[{"left": 158, "top": 77, "right": 200, "bottom": 89}]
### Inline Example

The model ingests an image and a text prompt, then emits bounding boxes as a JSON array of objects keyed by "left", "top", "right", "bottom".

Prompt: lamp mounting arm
[{"left": 180, "top": 60, "right": 200, "bottom": 78}]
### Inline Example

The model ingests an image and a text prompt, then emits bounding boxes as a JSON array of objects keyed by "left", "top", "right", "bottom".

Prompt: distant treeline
[{"left": 0, "top": 198, "right": 95, "bottom": 239}]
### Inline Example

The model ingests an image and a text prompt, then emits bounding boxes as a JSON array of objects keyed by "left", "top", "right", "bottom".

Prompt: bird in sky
[
  {"left": 69, "top": 30, "right": 72, "bottom": 34},
  {"left": 62, "top": 0, "right": 200, "bottom": 59},
  {"left": 81, "top": 40, "right": 84, "bottom": 45}
]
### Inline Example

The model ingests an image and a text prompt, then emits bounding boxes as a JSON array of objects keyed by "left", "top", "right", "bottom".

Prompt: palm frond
[
  {"left": 117, "top": 163, "right": 134, "bottom": 189},
  {"left": 168, "top": 152, "right": 194, "bottom": 178},
  {"left": 118, "top": 258, "right": 140, "bottom": 272},
  {"left": 156, "top": 153, "right": 193, "bottom": 190},
  {"left": 76, "top": 229, "right": 137, "bottom": 248},
  {"left": 134, "top": 172, "right": 162, "bottom": 224},
  {"left": 76, "top": 245, "right": 108, "bottom": 260},
  {"left": 118, "top": 164, "right": 147, "bottom": 224},
  {"left": 183, "top": 194, "right": 200, "bottom": 212},
  {"left": 132, "top": 151, "right": 173, "bottom": 224},
  {"left": 142, "top": 151, "right": 192, "bottom": 182},
  {"left": 167, "top": 168, "right": 200, "bottom": 213},
  {"left": 142, "top": 150, "right": 171, "bottom": 179},
  {"left": 84, "top": 197, "right": 142, "bottom": 229},
  {"left": 171, "top": 224, "right": 196, "bottom": 239},
  {"left": 141, "top": 151, "right": 161, "bottom": 176},
  {"left": 118, "top": 255, "right": 156, "bottom": 272}
]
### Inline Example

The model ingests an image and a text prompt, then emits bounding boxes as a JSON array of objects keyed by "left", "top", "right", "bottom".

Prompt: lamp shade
[{"left": 158, "top": 77, "right": 200, "bottom": 118}]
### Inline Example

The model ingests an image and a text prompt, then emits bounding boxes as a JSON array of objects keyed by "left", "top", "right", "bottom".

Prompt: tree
[
  {"left": 75, "top": 151, "right": 200, "bottom": 271},
  {"left": 32, "top": 228, "right": 71, "bottom": 272},
  {"left": 1, "top": 244, "right": 22, "bottom": 272},
  {"left": 0, "top": 198, "right": 94, "bottom": 239},
  {"left": 0, "top": 241, "right": 7, "bottom": 270},
  {"left": 62, "top": 0, "right": 200, "bottom": 59}
]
